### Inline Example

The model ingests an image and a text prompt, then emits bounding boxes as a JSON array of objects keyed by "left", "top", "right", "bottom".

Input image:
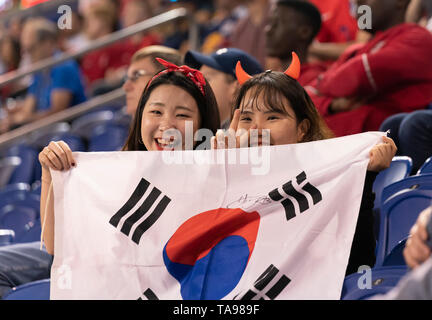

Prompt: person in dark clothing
[
  {"left": 380, "top": 110, "right": 432, "bottom": 174},
  {"left": 212, "top": 52, "right": 397, "bottom": 275}
]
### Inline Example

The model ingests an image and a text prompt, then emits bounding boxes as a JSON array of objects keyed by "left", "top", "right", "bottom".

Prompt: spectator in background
[
  {"left": 79, "top": 4, "right": 118, "bottom": 87},
  {"left": 88, "top": 0, "right": 164, "bottom": 96},
  {"left": 306, "top": 0, "right": 432, "bottom": 137},
  {"left": 185, "top": 47, "right": 263, "bottom": 129},
  {"left": 200, "top": 0, "right": 248, "bottom": 54},
  {"left": 378, "top": 0, "right": 432, "bottom": 174},
  {"left": 123, "top": 45, "right": 182, "bottom": 116},
  {"left": 379, "top": 110, "right": 432, "bottom": 174},
  {"left": 310, "top": 0, "right": 358, "bottom": 43},
  {"left": 0, "top": 36, "right": 21, "bottom": 100},
  {"left": 0, "top": 18, "right": 86, "bottom": 133},
  {"left": 404, "top": 206, "right": 432, "bottom": 269},
  {"left": 103, "top": 0, "right": 162, "bottom": 86},
  {"left": 58, "top": 11, "right": 87, "bottom": 53},
  {"left": 373, "top": 206, "right": 432, "bottom": 299},
  {"left": 0, "top": 36, "right": 20, "bottom": 75},
  {"left": 78, "top": 0, "right": 118, "bottom": 18},
  {"left": 307, "top": 0, "right": 371, "bottom": 62},
  {"left": 406, "top": 0, "right": 432, "bottom": 31},
  {"left": 7, "top": 15, "right": 24, "bottom": 44},
  {"left": 265, "top": 0, "right": 329, "bottom": 86},
  {"left": 161, "top": 0, "right": 213, "bottom": 55},
  {"left": 229, "top": 0, "right": 270, "bottom": 67}
]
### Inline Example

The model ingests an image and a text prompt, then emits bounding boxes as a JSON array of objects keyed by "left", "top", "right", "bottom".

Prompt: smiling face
[
  {"left": 141, "top": 84, "right": 201, "bottom": 151},
  {"left": 237, "top": 87, "right": 309, "bottom": 146}
]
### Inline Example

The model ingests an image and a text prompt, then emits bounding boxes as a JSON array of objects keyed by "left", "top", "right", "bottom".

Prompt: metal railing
[
  {"left": 0, "top": 7, "right": 198, "bottom": 149},
  {"left": 0, "top": 88, "right": 125, "bottom": 147},
  {"left": 0, "top": 7, "right": 191, "bottom": 87}
]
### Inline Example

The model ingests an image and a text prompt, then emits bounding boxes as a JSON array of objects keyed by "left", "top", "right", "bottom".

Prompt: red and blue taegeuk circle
[{"left": 163, "top": 208, "right": 260, "bottom": 300}]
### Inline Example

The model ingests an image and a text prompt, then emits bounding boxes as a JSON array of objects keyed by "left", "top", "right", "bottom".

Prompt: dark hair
[
  {"left": 0, "top": 36, "right": 21, "bottom": 70},
  {"left": 277, "top": 0, "right": 322, "bottom": 43},
  {"left": 233, "top": 71, "right": 333, "bottom": 142},
  {"left": 123, "top": 70, "right": 220, "bottom": 151}
]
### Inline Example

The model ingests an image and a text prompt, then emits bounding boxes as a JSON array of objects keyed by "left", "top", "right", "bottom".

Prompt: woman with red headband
[
  {"left": 213, "top": 52, "right": 398, "bottom": 275},
  {"left": 38, "top": 59, "right": 220, "bottom": 255}
]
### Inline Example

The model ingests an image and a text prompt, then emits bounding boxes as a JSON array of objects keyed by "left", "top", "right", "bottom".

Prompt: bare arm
[
  {"left": 40, "top": 168, "right": 55, "bottom": 255},
  {"left": 28, "top": 90, "right": 72, "bottom": 123},
  {"left": 9, "top": 95, "right": 36, "bottom": 126},
  {"left": 39, "top": 141, "right": 76, "bottom": 255},
  {"left": 308, "top": 31, "right": 371, "bottom": 62}
]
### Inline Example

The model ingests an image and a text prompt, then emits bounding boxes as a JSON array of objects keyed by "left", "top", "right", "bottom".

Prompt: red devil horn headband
[
  {"left": 235, "top": 52, "right": 301, "bottom": 85},
  {"left": 148, "top": 58, "right": 207, "bottom": 96}
]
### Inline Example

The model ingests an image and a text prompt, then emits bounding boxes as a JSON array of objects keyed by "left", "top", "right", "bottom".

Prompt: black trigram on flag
[
  {"left": 268, "top": 171, "right": 322, "bottom": 221},
  {"left": 109, "top": 178, "right": 171, "bottom": 245},
  {"left": 236, "top": 265, "right": 291, "bottom": 300},
  {"left": 137, "top": 288, "right": 159, "bottom": 300}
]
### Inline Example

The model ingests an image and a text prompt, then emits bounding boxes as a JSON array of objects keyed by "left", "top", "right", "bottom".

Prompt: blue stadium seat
[
  {"left": 0, "top": 183, "right": 31, "bottom": 205},
  {"left": 373, "top": 156, "right": 413, "bottom": 210},
  {"left": 31, "top": 181, "right": 42, "bottom": 199},
  {"left": 2, "top": 279, "right": 50, "bottom": 300},
  {"left": 5, "top": 144, "right": 39, "bottom": 185},
  {"left": 25, "top": 122, "right": 71, "bottom": 150},
  {"left": 113, "top": 110, "right": 132, "bottom": 128},
  {"left": 15, "top": 219, "right": 42, "bottom": 244},
  {"left": 31, "top": 131, "right": 87, "bottom": 182},
  {"left": 70, "top": 110, "right": 115, "bottom": 140},
  {"left": 341, "top": 266, "right": 408, "bottom": 300},
  {"left": 376, "top": 189, "right": 432, "bottom": 267},
  {"left": 382, "top": 238, "right": 408, "bottom": 267},
  {"left": 0, "top": 205, "right": 39, "bottom": 240},
  {"left": 0, "top": 229, "right": 15, "bottom": 246},
  {"left": 380, "top": 174, "right": 432, "bottom": 207},
  {"left": 0, "top": 156, "right": 22, "bottom": 189},
  {"left": 0, "top": 189, "right": 40, "bottom": 214},
  {"left": 0, "top": 182, "right": 30, "bottom": 194},
  {"left": 417, "top": 157, "right": 432, "bottom": 175},
  {"left": 48, "top": 132, "right": 87, "bottom": 152},
  {"left": 88, "top": 123, "right": 128, "bottom": 152},
  {"left": 92, "top": 104, "right": 123, "bottom": 114}
]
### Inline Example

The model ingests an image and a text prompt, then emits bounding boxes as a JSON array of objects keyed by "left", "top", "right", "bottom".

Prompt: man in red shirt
[
  {"left": 109, "top": 0, "right": 161, "bottom": 72},
  {"left": 265, "top": 0, "right": 330, "bottom": 86},
  {"left": 307, "top": 0, "right": 432, "bottom": 136},
  {"left": 309, "top": 0, "right": 358, "bottom": 43}
]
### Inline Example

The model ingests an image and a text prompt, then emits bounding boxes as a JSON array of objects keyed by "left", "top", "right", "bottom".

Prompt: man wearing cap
[
  {"left": 184, "top": 47, "right": 263, "bottom": 129},
  {"left": 265, "top": 0, "right": 329, "bottom": 86}
]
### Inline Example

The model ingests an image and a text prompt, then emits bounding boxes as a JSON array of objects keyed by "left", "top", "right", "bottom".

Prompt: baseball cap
[{"left": 184, "top": 48, "right": 263, "bottom": 79}]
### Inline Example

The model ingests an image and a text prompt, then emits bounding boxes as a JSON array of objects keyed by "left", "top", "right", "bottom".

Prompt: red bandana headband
[{"left": 148, "top": 58, "right": 207, "bottom": 96}]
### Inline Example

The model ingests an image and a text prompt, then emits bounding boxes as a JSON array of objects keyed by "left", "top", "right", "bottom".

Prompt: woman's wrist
[{"left": 41, "top": 168, "right": 52, "bottom": 183}]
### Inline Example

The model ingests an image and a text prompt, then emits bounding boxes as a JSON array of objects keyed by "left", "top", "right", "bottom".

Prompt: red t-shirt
[
  {"left": 309, "top": 0, "right": 358, "bottom": 43},
  {"left": 80, "top": 33, "right": 160, "bottom": 86},
  {"left": 307, "top": 24, "right": 432, "bottom": 136}
]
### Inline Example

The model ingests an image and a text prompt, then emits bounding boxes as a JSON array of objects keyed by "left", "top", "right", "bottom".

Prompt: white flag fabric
[{"left": 50, "top": 132, "right": 384, "bottom": 300}]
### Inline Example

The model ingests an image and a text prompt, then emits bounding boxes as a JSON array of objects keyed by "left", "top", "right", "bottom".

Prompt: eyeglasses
[{"left": 124, "top": 69, "right": 153, "bottom": 83}]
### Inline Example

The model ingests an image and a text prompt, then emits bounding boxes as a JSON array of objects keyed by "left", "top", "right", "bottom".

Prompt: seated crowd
[{"left": 0, "top": 0, "right": 431, "bottom": 300}]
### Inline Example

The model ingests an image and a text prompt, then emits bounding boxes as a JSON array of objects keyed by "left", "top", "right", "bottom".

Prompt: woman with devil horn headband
[{"left": 212, "top": 51, "right": 398, "bottom": 275}]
